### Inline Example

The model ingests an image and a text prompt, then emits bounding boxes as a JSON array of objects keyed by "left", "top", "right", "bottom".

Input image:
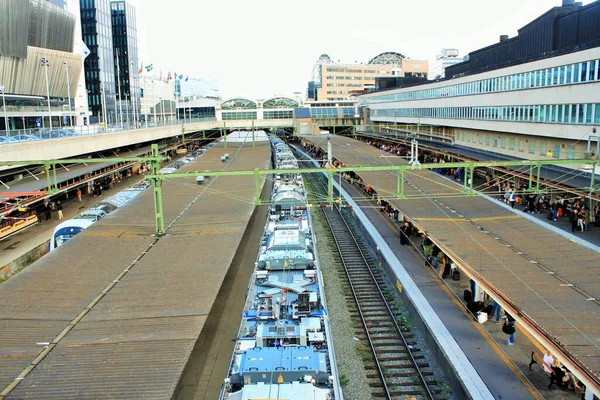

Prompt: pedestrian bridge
[{"left": 0, "top": 119, "right": 301, "bottom": 164}]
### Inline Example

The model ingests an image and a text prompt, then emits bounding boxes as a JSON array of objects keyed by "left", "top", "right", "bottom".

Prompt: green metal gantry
[{"left": 2, "top": 145, "right": 596, "bottom": 237}]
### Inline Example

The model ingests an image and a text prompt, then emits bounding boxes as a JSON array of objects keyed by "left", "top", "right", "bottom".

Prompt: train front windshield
[{"left": 53, "top": 227, "right": 85, "bottom": 248}]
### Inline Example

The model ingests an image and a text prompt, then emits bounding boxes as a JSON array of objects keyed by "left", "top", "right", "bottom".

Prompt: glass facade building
[
  {"left": 80, "top": 0, "right": 116, "bottom": 121},
  {"left": 110, "top": 0, "right": 138, "bottom": 102},
  {"left": 0, "top": 0, "right": 80, "bottom": 129}
]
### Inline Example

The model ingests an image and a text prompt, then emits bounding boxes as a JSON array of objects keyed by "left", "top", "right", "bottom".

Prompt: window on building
[
  {"left": 486, "top": 135, "right": 491, "bottom": 146},
  {"left": 529, "top": 140, "right": 535, "bottom": 154},
  {"left": 540, "top": 142, "right": 547, "bottom": 156},
  {"left": 519, "top": 139, "right": 524, "bottom": 152},
  {"left": 552, "top": 144, "right": 560, "bottom": 158},
  {"left": 509, "top": 138, "right": 515, "bottom": 150},
  {"left": 501, "top": 137, "right": 506, "bottom": 149},
  {"left": 479, "top": 134, "right": 483, "bottom": 145}
]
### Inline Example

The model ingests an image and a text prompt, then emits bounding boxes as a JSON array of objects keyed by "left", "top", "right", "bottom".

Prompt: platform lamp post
[
  {"left": 0, "top": 85, "right": 8, "bottom": 132},
  {"left": 63, "top": 62, "right": 73, "bottom": 127},
  {"left": 41, "top": 57, "right": 53, "bottom": 130}
]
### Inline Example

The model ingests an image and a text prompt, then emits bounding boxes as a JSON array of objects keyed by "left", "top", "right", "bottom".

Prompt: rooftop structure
[
  {"left": 446, "top": 0, "right": 600, "bottom": 78},
  {"left": 307, "top": 52, "right": 428, "bottom": 102}
]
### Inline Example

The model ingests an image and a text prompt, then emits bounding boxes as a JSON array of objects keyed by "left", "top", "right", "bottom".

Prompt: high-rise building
[
  {"left": 80, "top": 0, "right": 117, "bottom": 123},
  {"left": 429, "top": 49, "right": 466, "bottom": 80},
  {"left": 307, "top": 52, "right": 428, "bottom": 102},
  {"left": 110, "top": 0, "right": 138, "bottom": 116},
  {"left": 0, "top": 0, "right": 83, "bottom": 130}
]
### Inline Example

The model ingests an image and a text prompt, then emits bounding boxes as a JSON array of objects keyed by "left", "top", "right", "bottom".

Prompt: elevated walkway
[{"left": 0, "top": 119, "right": 295, "bottom": 164}]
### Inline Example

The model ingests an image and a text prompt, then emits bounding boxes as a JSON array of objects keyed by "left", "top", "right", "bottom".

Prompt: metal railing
[{"left": 0, "top": 117, "right": 217, "bottom": 144}]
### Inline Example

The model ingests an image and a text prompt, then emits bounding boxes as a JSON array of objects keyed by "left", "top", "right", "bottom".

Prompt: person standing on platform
[
  {"left": 509, "top": 190, "right": 517, "bottom": 209},
  {"left": 503, "top": 313, "right": 516, "bottom": 346},
  {"left": 57, "top": 201, "right": 63, "bottom": 220},
  {"left": 400, "top": 222, "right": 411, "bottom": 245},
  {"left": 491, "top": 300, "right": 502, "bottom": 323},
  {"left": 77, "top": 188, "right": 82, "bottom": 202},
  {"left": 45, "top": 202, "right": 52, "bottom": 221},
  {"left": 543, "top": 349, "right": 554, "bottom": 375}
]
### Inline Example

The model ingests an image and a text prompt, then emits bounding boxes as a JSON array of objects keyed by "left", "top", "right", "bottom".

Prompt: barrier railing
[{"left": 0, "top": 117, "right": 217, "bottom": 143}]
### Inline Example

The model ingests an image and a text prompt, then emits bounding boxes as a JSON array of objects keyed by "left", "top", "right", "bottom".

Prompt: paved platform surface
[
  {"left": 0, "top": 139, "right": 271, "bottom": 399},
  {"left": 303, "top": 135, "right": 600, "bottom": 390},
  {"left": 0, "top": 174, "right": 149, "bottom": 273}
]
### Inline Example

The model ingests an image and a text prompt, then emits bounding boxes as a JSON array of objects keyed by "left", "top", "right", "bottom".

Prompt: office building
[
  {"left": 429, "top": 49, "right": 466, "bottom": 80},
  {"left": 80, "top": 0, "right": 117, "bottom": 123},
  {"left": 0, "top": 0, "right": 83, "bottom": 130},
  {"left": 110, "top": 0, "right": 139, "bottom": 121},
  {"left": 307, "top": 52, "right": 428, "bottom": 102},
  {"left": 139, "top": 75, "right": 175, "bottom": 121},
  {"left": 359, "top": 0, "right": 600, "bottom": 161}
]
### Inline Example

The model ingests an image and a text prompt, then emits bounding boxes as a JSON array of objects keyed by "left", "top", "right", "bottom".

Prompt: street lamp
[
  {"left": 63, "top": 62, "right": 72, "bottom": 127},
  {"left": 41, "top": 57, "right": 53, "bottom": 130},
  {"left": 0, "top": 85, "right": 8, "bottom": 131}
]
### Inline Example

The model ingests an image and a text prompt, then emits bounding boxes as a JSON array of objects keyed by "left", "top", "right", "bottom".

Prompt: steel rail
[{"left": 308, "top": 172, "right": 435, "bottom": 400}]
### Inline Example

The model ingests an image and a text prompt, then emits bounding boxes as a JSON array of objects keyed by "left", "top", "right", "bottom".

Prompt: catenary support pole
[
  {"left": 150, "top": 144, "right": 165, "bottom": 236},
  {"left": 327, "top": 169, "right": 334, "bottom": 208},
  {"left": 535, "top": 162, "right": 542, "bottom": 194},
  {"left": 469, "top": 166, "right": 475, "bottom": 195},
  {"left": 52, "top": 164, "right": 58, "bottom": 193},
  {"left": 44, "top": 163, "right": 52, "bottom": 194}
]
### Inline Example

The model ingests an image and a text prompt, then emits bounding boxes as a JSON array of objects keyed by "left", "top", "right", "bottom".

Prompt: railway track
[{"left": 305, "top": 172, "right": 438, "bottom": 399}]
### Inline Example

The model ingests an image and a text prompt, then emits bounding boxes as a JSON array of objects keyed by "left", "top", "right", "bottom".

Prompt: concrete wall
[{"left": 0, "top": 240, "right": 49, "bottom": 280}]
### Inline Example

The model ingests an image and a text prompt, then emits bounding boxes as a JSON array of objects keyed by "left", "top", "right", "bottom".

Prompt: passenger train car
[{"left": 221, "top": 138, "right": 339, "bottom": 400}]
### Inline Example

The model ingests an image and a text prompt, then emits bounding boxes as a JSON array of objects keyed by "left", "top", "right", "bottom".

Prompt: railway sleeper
[
  {"left": 376, "top": 347, "right": 422, "bottom": 354},
  {"left": 368, "top": 371, "right": 434, "bottom": 378},
  {"left": 378, "top": 354, "right": 426, "bottom": 361}
]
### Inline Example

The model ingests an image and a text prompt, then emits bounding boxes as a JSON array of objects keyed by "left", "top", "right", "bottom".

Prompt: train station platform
[
  {"left": 302, "top": 135, "right": 600, "bottom": 397},
  {"left": 0, "top": 136, "right": 271, "bottom": 399}
]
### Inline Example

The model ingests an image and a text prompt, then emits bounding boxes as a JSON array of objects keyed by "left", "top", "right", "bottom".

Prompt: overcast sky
[{"left": 130, "top": 0, "right": 593, "bottom": 99}]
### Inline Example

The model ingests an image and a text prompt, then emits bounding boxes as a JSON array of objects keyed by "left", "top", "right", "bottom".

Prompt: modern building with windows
[
  {"left": 307, "top": 52, "right": 428, "bottom": 102},
  {"left": 429, "top": 49, "right": 466, "bottom": 80},
  {"left": 0, "top": 0, "right": 83, "bottom": 130},
  {"left": 110, "top": 0, "right": 138, "bottom": 121},
  {"left": 359, "top": 0, "right": 600, "bottom": 161},
  {"left": 80, "top": 0, "right": 117, "bottom": 123}
]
